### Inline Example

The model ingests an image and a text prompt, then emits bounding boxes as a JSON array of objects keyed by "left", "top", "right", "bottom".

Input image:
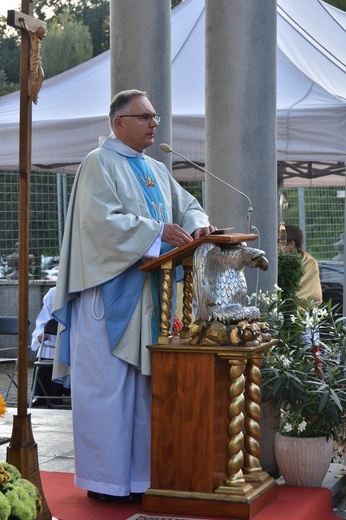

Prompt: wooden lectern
[{"left": 140, "top": 232, "right": 277, "bottom": 519}]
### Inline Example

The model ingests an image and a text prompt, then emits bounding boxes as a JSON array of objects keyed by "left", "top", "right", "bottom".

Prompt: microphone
[{"left": 159, "top": 143, "right": 254, "bottom": 234}]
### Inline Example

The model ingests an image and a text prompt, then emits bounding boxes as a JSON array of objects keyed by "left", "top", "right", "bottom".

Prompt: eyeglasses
[{"left": 119, "top": 113, "right": 161, "bottom": 123}]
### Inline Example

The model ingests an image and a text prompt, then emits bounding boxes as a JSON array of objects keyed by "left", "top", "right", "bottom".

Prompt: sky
[{"left": 1, "top": 2, "right": 22, "bottom": 19}]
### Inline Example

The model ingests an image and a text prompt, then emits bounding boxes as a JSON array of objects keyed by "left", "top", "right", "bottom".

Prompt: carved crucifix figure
[
  {"left": 7, "top": 10, "right": 47, "bottom": 104},
  {"left": 20, "top": 19, "right": 46, "bottom": 104}
]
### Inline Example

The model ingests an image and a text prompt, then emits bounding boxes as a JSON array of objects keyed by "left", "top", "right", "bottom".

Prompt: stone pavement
[
  {"left": 0, "top": 363, "right": 74, "bottom": 473},
  {"left": 0, "top": 406, "right": 74, "bottom": 473},
  {"left": 1, "top": 365, "right": 346, "bottom": 517}
]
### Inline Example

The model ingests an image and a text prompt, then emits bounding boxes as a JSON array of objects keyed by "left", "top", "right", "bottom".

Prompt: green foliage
[
  {"left": 0, "top": 35, "right": 20, "bottom": 84},
  {"left": 73, "top": 0, "right": 109, "bottom": 56},
  {"left": 33, "top": 0, "right": 109, "bottom": 57},
  {"left": 172, "top": 0, "right": 184, "bottom": 7},
  {"left": 278, "top": 249, "right": 304, "bottom": 302},
  {"left": 325, "top": 0, "right": 346, "bottom": 9},
  {"left": 41, "top": 11, "right": 93, "bottom": 79},
  {"left": 277, "top": 249, "right": 304, "bottom": 326},
  {"left": 0, "top": 81, "right": 19, "bottom": 96},
  {"left": 260, "top": 289, "right": 346, "bottom": 440},
  {"left": 0, "top": 462, "right": 42, "bottom": 519}
]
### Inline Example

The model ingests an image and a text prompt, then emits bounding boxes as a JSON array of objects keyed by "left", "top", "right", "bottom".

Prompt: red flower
[{"left": 172, "top": 315, "right": 183, "bottom": 336}]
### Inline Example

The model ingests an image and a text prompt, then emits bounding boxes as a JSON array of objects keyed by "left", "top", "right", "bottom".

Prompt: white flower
[
  {"left": 283, "top": 423, "right": 293, "bottom": 433},
  {"left": 319, "top": 308, "right": 328, "bottom": 318},
  {"left": 304, "top": 317, "right": 314, "bottom": 329},
  {"left": 298, "top": 420, "right": 307, "bottom": 432},
  {"left": 278, "top": 355, "right": 291, "bottom": 368}
]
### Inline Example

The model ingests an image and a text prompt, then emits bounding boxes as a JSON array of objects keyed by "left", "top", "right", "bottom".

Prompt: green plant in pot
[{"left": 256, "top": 250, "right": 346, "bottom": 486}]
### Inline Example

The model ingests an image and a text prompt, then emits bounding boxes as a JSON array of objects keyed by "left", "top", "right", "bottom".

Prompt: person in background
[
  {"left": 30, "top": 287, "right": 69, "bottom": 406},
  {"left": 283, "top": 224, "right": 322, "bottom": 307},
  {"left": 52, "top": 89, "right": 215, "bottom": 504}
]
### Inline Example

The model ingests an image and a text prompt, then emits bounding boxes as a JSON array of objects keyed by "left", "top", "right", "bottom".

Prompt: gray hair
[{"left": 109, "top": 89, "right": 147, "bottom": 132}]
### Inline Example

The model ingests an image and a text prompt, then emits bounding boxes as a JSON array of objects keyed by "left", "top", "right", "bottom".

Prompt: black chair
[
  {"left": 29, "top": 318, "right": 71, "bottom": 409},
  {"left": 0, "top": 316, "right": 20, "bottom": 403},
  {"left": 322, "top": 284, "right": 343, "bottom": 315}
]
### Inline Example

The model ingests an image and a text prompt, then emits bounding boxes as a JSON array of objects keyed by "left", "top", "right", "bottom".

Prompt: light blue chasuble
[
  {"left": 101, "top": 154, "right": 171, "bottom": 355},
  {"left": 55, "top": 139, "right": 170, "bottom": 368}
]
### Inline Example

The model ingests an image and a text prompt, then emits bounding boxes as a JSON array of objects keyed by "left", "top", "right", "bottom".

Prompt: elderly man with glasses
[{"left": 53, "top": 89, "right": 214, "bottom": 504}]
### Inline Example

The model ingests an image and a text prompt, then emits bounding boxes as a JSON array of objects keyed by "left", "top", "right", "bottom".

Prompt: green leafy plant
[
  {"left": 277, "top": 249, "right": 304, "bottom": 302},
  {"left": 257, "top": 289, "right": 346, "bottom": 440}
]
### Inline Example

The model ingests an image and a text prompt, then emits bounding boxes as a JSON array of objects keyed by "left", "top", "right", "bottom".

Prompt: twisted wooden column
[
  {"left": 243, "top": 352, "right": 269, "bottom": 483},
  {"left": 224, "top": 360, "right": 247, "bottom": 486},
  {"left": 180, "top": 258, "right": 194, "bottom": 339},
  {"left": 158, "top": 260, "right": 173, "bottom": 344}
]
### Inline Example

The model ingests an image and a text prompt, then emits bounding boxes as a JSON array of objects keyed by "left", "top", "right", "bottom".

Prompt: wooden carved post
[
  {"left": 7, "top": 3, "right": 51, "bottom": 519},
  {"left": 158, "top": 260, "right": 173, "bottom": 344},
  {"left": 244, "top": 352, "right": 265, "bottom": 480},
  {"left": 180, "top": 257, "right": 194, "bottom": 339}
]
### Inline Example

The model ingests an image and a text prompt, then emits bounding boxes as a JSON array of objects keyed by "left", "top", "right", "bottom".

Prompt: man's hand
[
  {"left": 192, "top": 225, "right": 217, "bottom": 239},
  {"left": 162, "top": 223, "right": 193, "bottom": 247},
  {"left": 37, "top": 333, "right": 52, "bottom": 342}
]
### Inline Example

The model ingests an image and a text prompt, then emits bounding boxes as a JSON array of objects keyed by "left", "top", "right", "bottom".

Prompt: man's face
[{"left": 113, "top": 96, "right": 159, "bottom": 152}]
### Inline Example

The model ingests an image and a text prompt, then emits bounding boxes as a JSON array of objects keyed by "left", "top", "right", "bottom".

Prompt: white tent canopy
[{"left": 1, "top": 0, "right": 346, "bottom": 185}]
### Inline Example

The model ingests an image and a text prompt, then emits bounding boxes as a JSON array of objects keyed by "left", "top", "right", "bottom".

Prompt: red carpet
[{"left": 41, "top": 471, "right": 340, "bottom": 520}]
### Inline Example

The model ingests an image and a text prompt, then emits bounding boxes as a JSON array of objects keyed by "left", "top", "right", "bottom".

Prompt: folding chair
[
  {"left": 29, "top": 318, "right": 71, "bottom": 409},
  {"left": 322, "top": 283, "right": 344, "bottom": 315},
  {"left": 0, "top": 316, "right": 19, "bottom": 403}
]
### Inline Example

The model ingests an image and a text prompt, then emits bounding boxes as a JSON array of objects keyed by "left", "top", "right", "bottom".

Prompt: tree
[
  {"left": 0, "top": 15, "right": 20, "bottom": 95},
  {"left": 33, "top": 0, "right": 109, "bottom": 57},
  {"left": 172, "top": 0, "right": 184, "bottom": 7},
  {"left": 40, "top": 11, "right": 93, "bottom": 79},
  {"left": 325, "top": 0, "right": 346, "bottom": 9},
  {"left": 0, "top": 35, "right": 20, "bottom": 84},
  {"left": 72, "top": 0, "right": 109, "bottom": 56}
]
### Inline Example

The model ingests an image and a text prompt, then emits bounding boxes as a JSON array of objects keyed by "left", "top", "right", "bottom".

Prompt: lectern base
[{"left": 142, "top": 476, "right": 277, "bottom": 519}]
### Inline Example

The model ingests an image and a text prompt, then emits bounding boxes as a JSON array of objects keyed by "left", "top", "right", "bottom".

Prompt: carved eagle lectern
[{"left": 193, "top": 243, "right": 269, "bottom": 324}]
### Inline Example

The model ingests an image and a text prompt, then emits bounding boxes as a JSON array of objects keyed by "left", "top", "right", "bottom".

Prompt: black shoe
[
  {"left": 87, "top": 490, "right": 136, "bottom": 503},
  {"left": 131, "top": 492, "right": 143, "bottom": 502}
]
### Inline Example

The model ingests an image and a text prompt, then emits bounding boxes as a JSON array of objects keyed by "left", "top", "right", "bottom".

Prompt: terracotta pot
[{"left": 275, "top": 433, "right": 333, "bottom": 486}]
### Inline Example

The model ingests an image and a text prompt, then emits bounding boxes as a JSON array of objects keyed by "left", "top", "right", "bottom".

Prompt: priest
[{"left": 53, "top": 89, "right": 214, "bottom": 503}]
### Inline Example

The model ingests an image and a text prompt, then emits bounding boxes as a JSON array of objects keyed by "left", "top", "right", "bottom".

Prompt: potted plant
[{"left": 256, "top": 252, "right": 346, "bottom": 486}]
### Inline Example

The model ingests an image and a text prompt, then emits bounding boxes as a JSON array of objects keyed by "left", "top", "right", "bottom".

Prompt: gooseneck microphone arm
[{"left": 159, "top": 143, "right": 253, "bottom": 234}]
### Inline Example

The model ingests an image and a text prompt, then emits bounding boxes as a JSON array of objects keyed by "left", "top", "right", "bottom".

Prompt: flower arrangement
[
  {"left": 0, "top": 395, "right": 42, "bottom": 520},
  {"left": 255, "top": 287, "right": 346, "bottom": 441}
]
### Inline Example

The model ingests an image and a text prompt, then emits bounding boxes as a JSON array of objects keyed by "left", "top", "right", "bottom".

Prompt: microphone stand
[{"left": 160, "top": 144, "right": 253, "bottom": 234}]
